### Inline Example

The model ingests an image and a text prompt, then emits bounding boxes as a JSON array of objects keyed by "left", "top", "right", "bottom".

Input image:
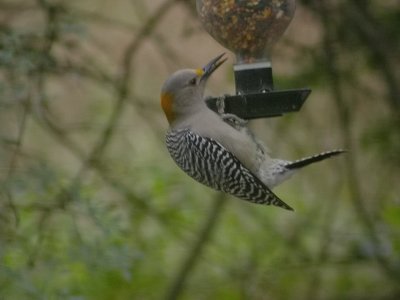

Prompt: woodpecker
[{"left": 161, "top": 53, "right": 344, "bottom": 210}]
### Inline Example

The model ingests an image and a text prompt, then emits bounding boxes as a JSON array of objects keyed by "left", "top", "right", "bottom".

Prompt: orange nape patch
[
  {"left": 161, "top": 92, "right": 174, "bottom": 124},
  {"left": 195, "top": 68, "right": 204, "bottom": 76}
]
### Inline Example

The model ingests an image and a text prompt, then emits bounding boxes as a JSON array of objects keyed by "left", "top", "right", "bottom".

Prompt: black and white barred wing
[{"left": 166, "top": 129, "right": 293, "bottom": 210}]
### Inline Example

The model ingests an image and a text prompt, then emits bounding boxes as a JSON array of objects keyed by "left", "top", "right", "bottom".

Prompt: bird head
[{"left": 160, "top": 53, "right": 227, "bottom": 124}]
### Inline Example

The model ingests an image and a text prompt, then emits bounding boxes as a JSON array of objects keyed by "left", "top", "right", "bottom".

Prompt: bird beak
[{"left": 200, "top": 53, "right": 227, "bottom": 82}]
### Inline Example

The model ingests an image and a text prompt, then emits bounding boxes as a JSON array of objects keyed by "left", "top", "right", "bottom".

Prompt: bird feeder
[{"left": 196, "top": 0, "right": 311, "bottom": 119}]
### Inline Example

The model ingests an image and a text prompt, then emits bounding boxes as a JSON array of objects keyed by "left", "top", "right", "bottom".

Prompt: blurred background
[{"left": 0, "top": 0, "right": 399, "bottom": 299}]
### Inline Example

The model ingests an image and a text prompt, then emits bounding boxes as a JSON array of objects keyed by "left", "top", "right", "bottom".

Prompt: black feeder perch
[{"left": 196, "top": 0, "right": 311, "bottom": 119}]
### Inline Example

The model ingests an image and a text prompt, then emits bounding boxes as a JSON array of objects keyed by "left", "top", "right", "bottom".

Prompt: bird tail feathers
[{"left": 285, "top": 149, "right": 345, "bottom": 170}]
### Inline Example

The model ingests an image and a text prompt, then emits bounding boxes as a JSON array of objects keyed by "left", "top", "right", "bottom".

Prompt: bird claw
[{"left": 221, "top": 113, "right": 248, "bottom": 130}]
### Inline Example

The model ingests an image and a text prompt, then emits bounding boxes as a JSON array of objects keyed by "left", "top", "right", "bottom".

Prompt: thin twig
[
  {"left": 3, "top": 102, "right": 29, "bottom": 227},
  {"left": 70, "top": 7, "right": 138, "bottom": 31},
  {"left": 84, "top": 0, "right": 180, "bottom": 167}
]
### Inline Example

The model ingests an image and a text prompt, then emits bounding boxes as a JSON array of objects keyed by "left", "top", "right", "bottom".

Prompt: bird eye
[{"left": 188, "top": 77, "right": 197, "bottom": 85}]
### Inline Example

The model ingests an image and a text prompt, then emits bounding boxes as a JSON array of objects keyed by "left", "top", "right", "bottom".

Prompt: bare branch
[{"left": 164, "top": 193, "right": 228, "bottom": 300}]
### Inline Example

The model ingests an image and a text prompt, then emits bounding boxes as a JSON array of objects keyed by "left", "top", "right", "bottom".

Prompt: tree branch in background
[
  {"left": 40, "top": 0, "right": 180, "bottom": 209},
  {"left": 345, "top": 1, "right": 400, "bottom": 115},
  {"left": 3, "top": 102, "right": 29, "bottom": 228},
  {"left": 86, "top": 0, "right": 180, "bottom": 164},
  {"left": 23, "top": 0, "right": 182, "bottom": 264},
  {"left": 164, "top": 193, "right": 228, "bottom": 300},
  {"left": 314, "top": 0, "right": 400, "bottom": 280}
]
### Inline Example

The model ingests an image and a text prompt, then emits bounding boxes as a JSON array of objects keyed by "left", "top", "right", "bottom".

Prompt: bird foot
[{"left": 220, "top": 113, "right": 248, "bottom": 130}]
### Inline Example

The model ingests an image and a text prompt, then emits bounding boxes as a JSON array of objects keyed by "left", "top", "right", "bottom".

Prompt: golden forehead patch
[{"left": 195, "top": 68, "right": 204, "bottom": 76}]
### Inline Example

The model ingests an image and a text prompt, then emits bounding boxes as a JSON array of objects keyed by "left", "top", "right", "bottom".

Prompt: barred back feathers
[{"left": 166, "top": 129, "right": 293, "bottom": 211}]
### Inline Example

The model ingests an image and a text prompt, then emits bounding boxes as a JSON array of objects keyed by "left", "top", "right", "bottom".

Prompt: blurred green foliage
[{"left": 0, "top": 0, "right": 399, "bottom": 299}]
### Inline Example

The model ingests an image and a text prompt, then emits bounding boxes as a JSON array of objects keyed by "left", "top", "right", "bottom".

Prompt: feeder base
[{"left": 206, "top": 88, "right": 311, "bottom": 119}]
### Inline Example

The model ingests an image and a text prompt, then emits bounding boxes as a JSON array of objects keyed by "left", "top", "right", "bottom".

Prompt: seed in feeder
[{"left": 197, "top": 0, "right": 295, "bottom": 62}]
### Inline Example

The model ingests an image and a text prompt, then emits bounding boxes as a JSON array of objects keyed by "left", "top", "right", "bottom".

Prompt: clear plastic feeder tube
[
  {"left": 196, "top": 0, "right": 296, "bottom": 65},
  {"left": 198, "top": 0, "right": 311, "bottom": 118}
]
